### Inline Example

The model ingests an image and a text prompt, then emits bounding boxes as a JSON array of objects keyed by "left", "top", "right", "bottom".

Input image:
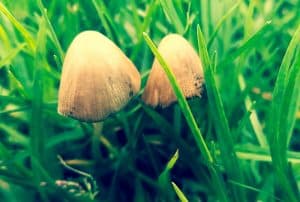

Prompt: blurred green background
[{"left": 0, "top": 0, "right": 300, "bottom": 201}]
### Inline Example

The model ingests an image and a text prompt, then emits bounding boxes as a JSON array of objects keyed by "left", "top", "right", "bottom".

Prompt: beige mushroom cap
[
  {"left": 58, "top": 31, "right": 141, "bottom": 122},
  {"left": 142, "top": 34, "right": 204, "bottom": 107}
]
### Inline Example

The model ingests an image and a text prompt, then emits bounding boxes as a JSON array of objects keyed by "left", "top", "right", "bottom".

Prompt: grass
[{"left": 0, "top": 0, "right": 300, "bottom": 201}]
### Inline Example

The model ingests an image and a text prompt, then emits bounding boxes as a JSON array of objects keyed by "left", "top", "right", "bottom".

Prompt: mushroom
[
  {"left": 58, "top": 31, "right": 141, "bottom": 122},
  {"left": 142, "top": 34, "right": 204, "bottom": 107}
]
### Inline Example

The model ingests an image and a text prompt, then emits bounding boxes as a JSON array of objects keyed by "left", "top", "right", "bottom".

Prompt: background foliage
[{"left": 0, "top": 0, "right": 300, "bottom": 201}]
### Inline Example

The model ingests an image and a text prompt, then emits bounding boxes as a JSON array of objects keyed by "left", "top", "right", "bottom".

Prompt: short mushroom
[
  {"left": 142, "top": 34, "right": 204, "bottom": 107},
  {"left": 58, "top": 31, "right": 141, "bottom": 122}
]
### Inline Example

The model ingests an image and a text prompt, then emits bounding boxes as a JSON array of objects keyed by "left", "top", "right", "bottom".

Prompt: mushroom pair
[{"left": 58, "top": 31, "right": 204, "bottom": 122}]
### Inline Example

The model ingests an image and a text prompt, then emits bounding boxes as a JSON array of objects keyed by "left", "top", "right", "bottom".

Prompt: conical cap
[
  {"left": 58, "top": 31, "right": 141, "bottom": 122},
  {"left": 142, "top": 34, "right": 204, "bottom": 107}
]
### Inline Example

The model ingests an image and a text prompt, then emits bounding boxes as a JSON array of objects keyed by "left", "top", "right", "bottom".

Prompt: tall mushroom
[
  {"left": 58, "top": 31, "right": 140, "bottom": 122},
  {"left": 142, "top": 34, "right": 204, "bottom": 107}
]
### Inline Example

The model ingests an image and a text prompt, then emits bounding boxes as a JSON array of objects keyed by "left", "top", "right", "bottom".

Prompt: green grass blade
[
  {"left": 197, "top": 25, "right": 246, "bottom": 202},
  {"left": 171, "top": 181, "right": 188, "bottom": 202},
  {"left": 158, "top": 150, "right": 178, "bottom": 201},
  {"left": 285, "top": 54, "right": 300, "bottom": 144},
  {"left": 6, "top": 67, "right": 27, "bottom": 98},
  {"left": 235, "top": 1, "right": 267, "bottom": 147},
  {"left": 228, "top": 180, "right": 281, "bottom": 201},
  {"left": 0, "top": 169, "right": 35, "bottom": 188},
  {"left": 0, "top": 2, "right": 35, "bottom": 52},
  {"left": 0, "top": 43, "right": 26, "bottom": 69},
  {"left": 46, "top": 128, "right": 85, "bottom": 148},
  {"left": 29, "top": 20, "right": 49, "bottom": 202},
  {"left": 0, "top": 123, "right": 29, "bottom": 146},
  {"left": 219, "top": 21, "right": 272, "bottom": 67},
  {"left": 165, "top": 149, "right": 179, "bottom": 170},
  {"left": 238, "top": 74, "right": 267, "bottom": 147},
  {"left": 91, "top": 0, "right": 114, "bottom": 40},
  {"left": 207, "top": 1, "right": 240, "bottom": 49},
  {"left": 0, "top": 25, "right": 10, "bottom": 48},
  {"left": 199, "top": 0, "right": 210, "bottom": 39},
  {"left": 30, "top": 17, "right": 46, "bottom": 164},
  {"left": 234, "top": 144, "right": 300, "bottom": 164},
  {"left": 91, "top": 0, "right": 119, "bottom": 45},
  {"left": 131, "top": 0, "right": 159, "bottom": 61},
  {"left": 266, "top": 24, "right": 300, "bottom": 202},
  {"left": 37, "top": 0, "right": 64, "bottom": 64},
  {"left": 159, "top": 0, "right": 184, "bottom": 34}
]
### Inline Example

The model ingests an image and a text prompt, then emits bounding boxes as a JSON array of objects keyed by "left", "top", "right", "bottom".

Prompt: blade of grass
[
  {"left": 0, "top": 43, "right": 26, "bottom": 68},
  {"left": 256, "top": 175, "right": 278, "bottom": 202},
  {"left": 171, "top": 181, "right": 188, "bottom": 202},
  {"left": 131, "top": 0, "right": 159, "bottom": 61},
  {"left": 266, "top": 24, "right": 300, "bottom": 202},
  {"left": 0, "top": 25, "right": 10, "bottom": 48},
  {"left": 235, "top": 148, "right": 300, "bottom": 164},
  {"left": 228, "top": 180, "right": 281, "bottom": 201},
  {"left": 91, "top": 0, "right": 114, "bottom": 40},
  {"left": 234, "top": 144, "right": 300, "bottom": 164},
  {"left": 0, "top": 142, "right": 10, "bottom": 157},
  {"left": 199, "top": 0, "right": 210, "bottom": 39},
  {"left": 31, "top": 17, "right": 46, "bottom": 165},
  {"left": 143, "top": 32, "right": 228, "bottom": 202},
  {"left": 6, "top": 67, "right": 27, "bottom": 98},
  {"left": 37, "top": 0, "right": 64, "bottom": 64},
  {"left": 91, "top": 0, "right": 120, "bottom": 46},
  {"left": 159, "top": 0, "right": 185, "bottom": 34},
  {"left": 30, "top": 17, "right": 48, "bottom": 201},
  {"left": 238, "top": 75, "right": 267, "bottom": 147},
  {"left": 0, "top": 124, "right": 29, "bottom": 146},
  {"left": 236, "top": 0, "right": 267, "bottom": 147},
  {"left": 0, "top": 2, "right": 35, "bottom": 52},
  {"left": 218, "top": 21, "right": 272, "bottom": 67},
  {"left": 0, "top": 169, "right": 35, "bottom": 188},
  {"left": 158, "top": 150, "right": 178, "bottom": 201},
  {"left": 46, "top": 128, "right": 85, "bottom": 148},
  {"left": 197, "top": 25, "right": 246, "bottom": 202},
  {"left": 207, "top": 1, "right": 240, "bottom": 49},
  {"left": 285, "top": 54, "right": 300, "bottom": 144}
]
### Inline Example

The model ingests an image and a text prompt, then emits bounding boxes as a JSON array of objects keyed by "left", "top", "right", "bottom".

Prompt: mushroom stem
[
  {"left": 92, "top": 122, "right": 118, "bottom": 159},
  {"left": 91, "top": 122, "right": 104, "bottom": 161}
]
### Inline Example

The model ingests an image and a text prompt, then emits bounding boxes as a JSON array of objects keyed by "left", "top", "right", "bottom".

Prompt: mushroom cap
[
  {"left": 58, "top": 31, "right": 141, "bottom": 122},
  {"left": 142, "top": 34, "right": 204, "bottom": 107}
]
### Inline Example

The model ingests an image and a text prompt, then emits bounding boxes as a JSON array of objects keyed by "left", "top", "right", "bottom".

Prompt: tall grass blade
[
  {"left": 197, "top": 24, "right": 246, "bottom": 202},
  {"left": 30, "top": 17, "right": 48, "bottom": 201},
  {"left": 266, "top": 24, "right": 300, "bottom": 202}
]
